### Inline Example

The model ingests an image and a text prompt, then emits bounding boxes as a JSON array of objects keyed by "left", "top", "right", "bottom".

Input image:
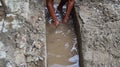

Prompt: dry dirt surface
[
  {"left": 75, "top": 0, "right": 120, "bottom": 67},
  {"left": 0, "top": 0, "right": 46, "bottom": 67}
]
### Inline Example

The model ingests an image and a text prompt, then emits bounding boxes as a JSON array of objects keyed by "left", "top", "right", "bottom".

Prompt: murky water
[{"left": 46, "top": 4, "right": 79, "bottom": 67}]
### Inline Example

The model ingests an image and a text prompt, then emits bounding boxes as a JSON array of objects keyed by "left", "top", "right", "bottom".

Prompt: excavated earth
[
  {"left": 0, "top": 0, "right": 46, "bottom": 67},
  {"left": 74, "top": 0, "right": 120, "bottom": 67}
]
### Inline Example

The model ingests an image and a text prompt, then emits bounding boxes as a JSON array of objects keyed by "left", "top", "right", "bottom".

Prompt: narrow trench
[{"left": 45, "top": 3, "right": 79, "bottom": 67}]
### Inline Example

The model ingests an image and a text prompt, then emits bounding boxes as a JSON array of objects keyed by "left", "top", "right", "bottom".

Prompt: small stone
[
  {"left": 65, "top": 42, "right": 69, "bottom": 49},
  {"left": 33, "top": 41, "right": 42, "bottom": 49},
  {"left": 0, "top": 41, "right": 4, "bottom": 49},
  {"left": 5, "top": 16, "right": 14, "bottom": 22},
  {"left": 26, "top": 56, "right": 34, "bottom": 62},
  {"left": 38, "top": 17, "right": 42, "bottom": 21},
  {"left": 33, "top": 56, "right": 40, "bottom": 62},
  {"left": 2, "top": 28, "right": 8, "bottom": 33},
  {"left": 0, "top": 51, "right": 6, "bottom": 59},
  {"left": 6, "top": 62, "right": 12, "bottom": 67},
  {"left": 15, "top": 53, "right": 26, "bottom": 66}
]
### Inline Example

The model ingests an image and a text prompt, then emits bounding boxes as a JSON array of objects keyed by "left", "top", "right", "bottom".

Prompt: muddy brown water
[
  {"left": 46, "top": 3, "right": 79, "bottom": 67},
  {"left": 46, "top": 17, "right": 79, "bottom": 67}
]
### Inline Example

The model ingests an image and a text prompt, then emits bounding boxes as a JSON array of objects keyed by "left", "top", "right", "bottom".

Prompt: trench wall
[
  {"left": 74, "top": 0, "right": 120, "bottom": 67},
  {"left": 0, "top": 0, "right": 46, "bottom": 67}
]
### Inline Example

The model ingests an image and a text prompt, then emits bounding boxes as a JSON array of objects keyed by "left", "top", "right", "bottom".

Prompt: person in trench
[{"left": 46, "top": 0, "right": 75, "bottom": 26}]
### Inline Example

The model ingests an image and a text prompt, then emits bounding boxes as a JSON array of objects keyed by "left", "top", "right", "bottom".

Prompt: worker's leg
[
  {"left": 46, "top": 0, "right": 59, "bottom": 26},
  {"left": 63, "top": 0, "right": 74, "bottom": 23}
]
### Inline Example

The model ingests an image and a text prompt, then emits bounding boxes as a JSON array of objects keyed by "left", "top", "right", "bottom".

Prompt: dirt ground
[
  {"left": 75, "top": 0, "right": 120, "bottom": 67},
  {"left": 0, "top": 0, "right": 46, "bottom": 67}
]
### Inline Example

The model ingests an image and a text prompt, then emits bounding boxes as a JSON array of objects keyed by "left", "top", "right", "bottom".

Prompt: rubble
[{"left": 0, "top": 0, "right": 46, "bottom": 67}]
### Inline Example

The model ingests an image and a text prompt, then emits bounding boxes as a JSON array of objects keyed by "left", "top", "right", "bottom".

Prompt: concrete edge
[{"left": 72, "top": 3, "right": 85, "bottom": 67}]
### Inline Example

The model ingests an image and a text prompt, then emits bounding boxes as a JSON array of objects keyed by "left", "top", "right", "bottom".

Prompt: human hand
[
  {"left": 62, "top": 17, "right": 69, "bottom": 23},
  {"left": 52, "top": 20, "right": 60, "bottom": 27}
]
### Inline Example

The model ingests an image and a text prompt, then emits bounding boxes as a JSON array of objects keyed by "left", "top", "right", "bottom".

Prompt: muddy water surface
[
  {"left": 46, "top": 19, "right": 79, "bottom": 67},
  {"left": 46, "top": 4, "right": 79, "bottom": 67}
]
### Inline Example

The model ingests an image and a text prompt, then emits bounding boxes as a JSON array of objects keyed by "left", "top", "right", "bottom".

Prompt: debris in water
[
  {"left": 0, "top": 51, "right": 6, "bottom": 59},
  {"left": 65, "top": 42, "right": 70, "bottom": 49}
]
